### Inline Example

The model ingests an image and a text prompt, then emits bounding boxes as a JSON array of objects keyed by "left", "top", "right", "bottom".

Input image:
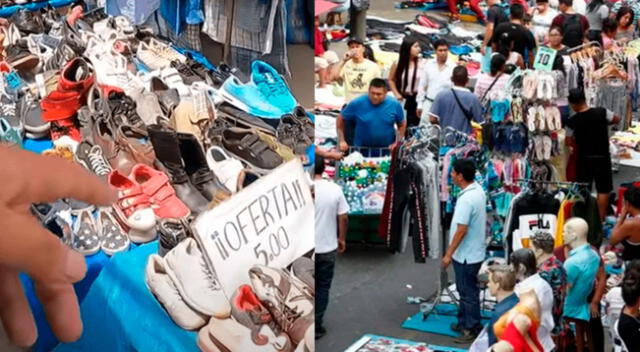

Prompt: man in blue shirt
[
  {"left": 485, "top": 265, "right": 519, "bottom": 346},
  {"left": 429, "top": 66, "right": 484, "bottom": 134},
  {"left": 563, "top": 217, "right": 600, "bottom": 352},
  {"left": 337, "top": 78, "right": 406, "bottom": 152},
  {"left": 442, "top": 158, "right": 487, "bottom": 342}
]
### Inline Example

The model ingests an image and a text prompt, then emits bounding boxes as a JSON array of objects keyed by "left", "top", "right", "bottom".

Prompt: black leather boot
[
  {"left": 147, "top": 124, "right": 209, "bottom": 214},
  {"left": 177, "top": 132, "right": 231, "bottom": 204}
]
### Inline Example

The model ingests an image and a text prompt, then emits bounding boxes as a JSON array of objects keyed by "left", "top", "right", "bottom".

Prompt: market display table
[{"left": 335, "top": 150, "right": 390, "bottom": 244}]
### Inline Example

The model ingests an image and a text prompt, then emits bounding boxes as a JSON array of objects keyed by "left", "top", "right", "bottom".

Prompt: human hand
[
  {"left": 339, "top": 141, "right": 349, "bottom": 152},
  {"left": 441, "top": 254, "right": 452, "bottom": 269},
  {"left": 417, "top": 109, "right": 422, "bottom": 117},
  {"left": 338, "top": 240, "right": 346, "bottom": 254},
  {"left": 327, "top": 151, "right": 344, "bottom": 160},
  {"left": 343, "top": 50, "right": 354, "bottom": 61},
  {"left": 395, "top": 93, "right": 404, "bottom": 102},
  {"left": 621, "top": 203, "right": 629, "bottom": 219},
  {"left": 590, "top": 302, "right": 600, "bottom": 318},
  {"left": 480, "top": 46, "right": 486, "bottom": 55},
  {"left": 0, "top": 147, "right": 115, "bottom": 347}
]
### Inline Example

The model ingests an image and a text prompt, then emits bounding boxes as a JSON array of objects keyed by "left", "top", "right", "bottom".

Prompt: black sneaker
[
  {"left": 171, "top": 61, "right": 202, "bottom": 85},
  {"left": 108, "top": 92, "right": 145, "bottom": 129},
  {"left": 454, "top": 329, "right": 478, "bottom": 344},
  {"left": 158, "top": 218, "right": 190, "bottom": 257},
  {"left": 74, "top": 141, "right": 112, "bottom": 180},
  {"left": 10, "top": 9, "right": 44, "bottom": 35}
]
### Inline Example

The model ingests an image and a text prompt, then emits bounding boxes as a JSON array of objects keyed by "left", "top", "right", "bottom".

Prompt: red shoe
[
  {"left": 50, "top": 118, "right": 81, "bottom": 151},
  {"left": 108, "top": 170, "right": 157, "bottom": 242},
  {"left": 129, "top": 164, "right": 190, "bottom": 219},
  {"left": 40, "top": 90, "right": 81, "bottom": 121},
  {"left": 58, "top": 57, "right": 95, "bottom": 101}
]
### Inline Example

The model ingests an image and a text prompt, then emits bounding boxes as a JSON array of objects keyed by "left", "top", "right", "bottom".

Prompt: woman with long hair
[
  {"left": 616, "top": 6, "right": 636, "bottom": 42},
  {"left": 585, "top": 0, "right": 609, "bottom": 44},
  {"left": 388, "top": 36, "right": 423, "bottom": 127}
]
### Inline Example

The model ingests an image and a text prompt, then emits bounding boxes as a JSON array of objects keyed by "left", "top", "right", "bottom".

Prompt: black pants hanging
[{"left": 388, "top": 162, "right": 429, "bottom": 262}]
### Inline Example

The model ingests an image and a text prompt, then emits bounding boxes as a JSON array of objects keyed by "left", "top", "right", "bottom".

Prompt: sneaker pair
[
  {"left": 197, "top": 262, "right": 314, "bottom": 351},
  {"left": 220, "top": 61, "right": 297, "bottom": 119},
  {"left": 276, "top": 107, "right": 314, "bottom": 154},
  {"left": 58, "top": 207, "right": 130, "bottom": 256},
  {"left": 146, "top": 238, "right": 230, "bottom": 330}
]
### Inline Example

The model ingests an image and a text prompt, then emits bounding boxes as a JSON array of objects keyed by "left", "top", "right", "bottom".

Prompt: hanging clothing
[{"left": 505, "top": 192, "right": 560, "bottom": 255}]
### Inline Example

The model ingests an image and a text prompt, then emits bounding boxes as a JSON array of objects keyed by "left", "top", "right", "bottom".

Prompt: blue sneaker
[
  {"left": 221, "top": 76, "right": 285, "bottom": 118},
  {"left": 249, "top": 61, "right": 296, "bottom": 114},
  {"left": 220, "top": 61, "right": 297, "bottom": 118}
]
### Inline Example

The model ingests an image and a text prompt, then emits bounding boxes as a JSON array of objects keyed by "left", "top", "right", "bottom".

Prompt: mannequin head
[
  {"left": 531, "top": 231, "right": 555, "bottom": 264},
  {"left": 563, "top": 218, "right": 589, "bottom": 249},
  {"left": 510, "top": 248, "right": 537, "bottom": 281},
  {"left": 487, "top": 265, "right": 516, "bottom": 299}
]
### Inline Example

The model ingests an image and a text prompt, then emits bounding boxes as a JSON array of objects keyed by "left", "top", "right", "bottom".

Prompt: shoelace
[
  {"left": 200, "top": 259, "right": 221, "bottom": 290},
  {"left": 256, "top": 74, "right": 288, "bottom": 98},
  {"left": 87, "top": 149, "right": 111, "bottom": 176},
  {"left": 1, "top": 101, "right": 16, "bottom": 117}
]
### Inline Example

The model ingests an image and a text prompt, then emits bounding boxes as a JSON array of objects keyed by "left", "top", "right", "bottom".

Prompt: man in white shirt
[
  {"left": 416, "top": 39, "right": 455, "bottom": 123},
  {"left": 314, "top": 155, "right": 349, "bottom": 339},
  {"left": 512, "top": 248, "right": 556, "bottom": 351}
]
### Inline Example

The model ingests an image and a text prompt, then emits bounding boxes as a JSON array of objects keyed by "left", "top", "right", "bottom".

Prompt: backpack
[{"left": 562, "top": 14, "right": 584, "bottom": 48}]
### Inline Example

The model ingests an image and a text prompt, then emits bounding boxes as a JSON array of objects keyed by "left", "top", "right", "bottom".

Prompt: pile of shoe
[
  {"left": 3, "top": 6, "right": 311, "bottom": 255},
  {"left": 146, "top": 236, "right": 315, "bottom": 352}
]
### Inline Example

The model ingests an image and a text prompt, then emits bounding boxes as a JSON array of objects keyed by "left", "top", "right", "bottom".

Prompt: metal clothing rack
[{"left": 514, "top": 179, "right": 589, "bottom": 187}]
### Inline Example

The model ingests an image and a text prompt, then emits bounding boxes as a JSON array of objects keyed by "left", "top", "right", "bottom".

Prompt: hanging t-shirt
[
  {"left": 340, "top": 59, "right": 382, "bottom": 102},
  {"left": 506, "top": 192, "right": 561, "bottom": 253}
]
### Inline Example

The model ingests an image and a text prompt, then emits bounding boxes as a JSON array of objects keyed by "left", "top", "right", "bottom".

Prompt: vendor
[{"left": 336, "top": 79, "right": 406, "bottom": 153}]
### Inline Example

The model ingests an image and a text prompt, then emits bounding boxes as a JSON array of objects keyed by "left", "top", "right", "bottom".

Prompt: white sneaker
[
  {"left": 128, "top": 87, "right": 165, "bottom": 125},
  {"left": 197, "top": 316, "right": 293, "bottom": 352},
  {"left": 145, "top": 254, "right": 208, "bottom": 330},
  {"left": 206, "top": 146, "right": 243, "bottom": 193},
  {"left": 160, "top": 67, "right": 191, "bottom": 98},
  {"left": 138, "top": 41, "right": 172, "bottom": 71},
  {"left": 249, "top": 266, "right": 314, "bottom": 346},
  {"left": 148, "top": 37, "right": 186, "bottom": 63},
  {"left": 164, "top": 238, "right": 231, "bottom": 318}
]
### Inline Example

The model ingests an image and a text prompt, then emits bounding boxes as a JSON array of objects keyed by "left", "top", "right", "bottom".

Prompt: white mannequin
[{"left": 563, "top": 218, "right": 588, "bottom": 250}]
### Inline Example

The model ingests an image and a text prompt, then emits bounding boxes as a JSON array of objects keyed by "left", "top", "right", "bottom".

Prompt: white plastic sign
[
  {"left": 533, "top": 47, "right": 557, "bottom": 72},
  {"left": 193, "top": 159, "right": 314, "bottom": 296}
]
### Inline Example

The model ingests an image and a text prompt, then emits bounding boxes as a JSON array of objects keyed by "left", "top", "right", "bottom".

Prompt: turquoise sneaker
[
  {"left": 250, "top": 61, "right": 296, "bottom": 114},
  {"left": 220, "top": 76, "right": 285, "bottom": 118},
  {"left": 0, "top": 117, "right": 22, "bottom": 146}
]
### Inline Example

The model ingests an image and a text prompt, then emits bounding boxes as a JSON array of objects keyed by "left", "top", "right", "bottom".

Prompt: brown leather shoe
[
  {"left": 93, "top": 118, "right": 135, "bottom": 173},
  {"left": 116, "top": 125, "right": 156, "bottom": 169}
]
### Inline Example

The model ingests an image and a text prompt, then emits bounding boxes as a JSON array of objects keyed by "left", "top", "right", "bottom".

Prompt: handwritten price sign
[{"left": 193, "top": 159, "right": 314, "bottom": 296}]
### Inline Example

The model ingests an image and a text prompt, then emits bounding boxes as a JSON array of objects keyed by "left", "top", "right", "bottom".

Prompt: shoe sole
[
  {"left": 24, "top": 123, "right": 51, "bottom": 134},
  {"left": 101, "top": 241, "right": 130, "bottom": 256}
]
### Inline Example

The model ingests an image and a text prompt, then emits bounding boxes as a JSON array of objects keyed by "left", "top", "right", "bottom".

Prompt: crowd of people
[{"left": 315, "top": 0, "right": 640, "bottom": 350}]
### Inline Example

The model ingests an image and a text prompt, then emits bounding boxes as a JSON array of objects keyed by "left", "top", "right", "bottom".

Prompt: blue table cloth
[{"left": 55, "top": 242, "right": 197, "bottom": 352}]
